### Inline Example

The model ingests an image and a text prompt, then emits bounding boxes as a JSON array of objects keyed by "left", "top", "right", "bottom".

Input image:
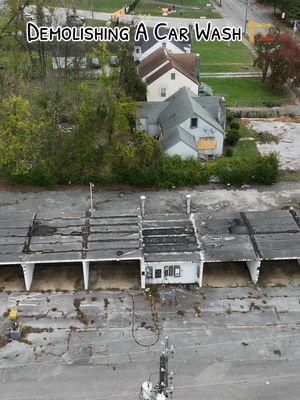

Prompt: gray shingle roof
[
  {"left": 138, "top": 101, "right": 170, "bottom": 124},
  {"left": 135, "top": 27, "right": 191, "bottom": 54},
  {"left": 161, "top": 126, "right": 196, "bottom": 152},
  {"left": 159, "top": 87, "right": 223, "bottom": 141},
  {"left": 138, "top": 87, "right": 225, "bottom": 153}
]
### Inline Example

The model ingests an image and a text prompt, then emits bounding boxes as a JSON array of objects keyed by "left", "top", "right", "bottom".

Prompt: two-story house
[
  {"left": 138, "top": 87, "right": 226, "bottom": 159},
  {"left": 138, "top": 47, "right": 199, "bottom": 102},
  {"left": 134, "top": 26, "right": 192, "bottom": 62}
]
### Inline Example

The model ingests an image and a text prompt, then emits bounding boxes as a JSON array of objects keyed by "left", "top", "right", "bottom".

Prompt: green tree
[
  {"left": 0, "top": 95, "right": 49, "bottom": 182},
  {"left": 118, "top": 41, "right": 147, "bottom": 101}
]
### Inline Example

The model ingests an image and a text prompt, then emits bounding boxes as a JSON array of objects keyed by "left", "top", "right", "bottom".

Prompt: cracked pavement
[{"left": 1, "top": 287, "right": 300, "bottom": 399}]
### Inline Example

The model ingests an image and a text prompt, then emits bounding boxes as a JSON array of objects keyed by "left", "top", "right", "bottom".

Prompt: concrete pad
[{"left": 247, "top": 119, "right": 300, "bottom": 171}]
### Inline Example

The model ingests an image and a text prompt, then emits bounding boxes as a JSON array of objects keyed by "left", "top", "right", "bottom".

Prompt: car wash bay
[{"left": 0, "top": 205, "right": 300, "bottom": 290}]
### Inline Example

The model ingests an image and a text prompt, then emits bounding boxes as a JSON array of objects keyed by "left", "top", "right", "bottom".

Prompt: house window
[
  {"left": 136, "top": 48, "right": 140, "bottom": 53},
  {"left": 190, "top": 118, "right": 198, "bottom": 128},
  {"left": 155, "top": 269, "right": 162, "bottom": 279},
  {"left": 161, "top": 87, "right": 167, "bottom": 97},
  {"left": 171, "top": 73, "right": 176, "bottom": 80}
]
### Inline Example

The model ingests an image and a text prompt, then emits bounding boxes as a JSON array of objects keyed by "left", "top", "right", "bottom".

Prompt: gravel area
[{"left": 247, "top": 119, "right": 300, "bottom": 171}]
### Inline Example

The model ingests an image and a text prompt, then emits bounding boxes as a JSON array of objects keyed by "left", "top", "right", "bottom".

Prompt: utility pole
[
  {"left": 140, "top": 336, "right": 174, "bottom": 399},
  {"left": 244, "top": 0, "right": 249, "bottom": 35}
]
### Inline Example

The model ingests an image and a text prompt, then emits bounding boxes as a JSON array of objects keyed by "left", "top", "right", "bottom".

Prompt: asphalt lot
[
  {"left": 0, "top": 182, "right": 300, "bottom": 217},
  {"left": 1, "top": 287, "right": 300, "bottom": 399}
]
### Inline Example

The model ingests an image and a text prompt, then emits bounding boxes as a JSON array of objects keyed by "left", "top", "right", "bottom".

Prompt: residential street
[
  {"left": 217, "top": 0, "right": 273, "bottom": 33},
  {"left": 30, "top": 0, "right": 275, "bottom": 31}
]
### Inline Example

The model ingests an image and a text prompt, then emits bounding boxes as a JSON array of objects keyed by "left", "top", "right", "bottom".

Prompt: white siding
[
  {"left": 166, "top": 141, "right": 197, "bottom": 159},
  {"left": 145, "top": 261, "right": 202, "bottom": 285},
  {"left": 146, "top": 68, "right": 198, "bottom": 102},
  {"left": 180, "top": 117, "right": 224, "bottom": 156}
]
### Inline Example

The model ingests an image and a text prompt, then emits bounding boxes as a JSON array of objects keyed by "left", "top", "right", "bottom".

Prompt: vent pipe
[
  {"left": 140, "top": 195, "right": 146, "bottom": 217},
  {"left": 186, "top": 194, "right": 192, "bottom": 214}
]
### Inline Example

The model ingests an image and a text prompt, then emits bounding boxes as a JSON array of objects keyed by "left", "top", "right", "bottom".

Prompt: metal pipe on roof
[
  {"left": 186, "top": 194, "right": 191, "bottom": 214},
  {"left": 140, "top": 195, "right": 146, "bottom": 217}
]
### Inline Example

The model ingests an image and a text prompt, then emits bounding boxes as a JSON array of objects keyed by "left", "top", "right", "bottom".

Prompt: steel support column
[
  {"left": 82, "top": 261, "right": 90, "bottom": 290},
  {"left": 140, "top": 259, "right": 146, "bottom": 289},
  {"left": 198, "top": 262, "right": 204, "bottom": 287},
  {"left": 246, "top": 260, "right": 261, "bottom": 284},
  {"left": 21, "top": 263, "right": 35, "bottom": 291}
]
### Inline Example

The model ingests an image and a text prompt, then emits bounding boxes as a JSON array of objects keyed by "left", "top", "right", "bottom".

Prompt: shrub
[
  {"left": 253, "top": 152, "right": 279, "bottom": 185},
  {"left": 225, "top": 147, "right": 234, "bottom": 157},
  {"left": 230, "top": 121, "right": 240, "bottom": 130},
  {"left": 226, "top": 110, "right": 234, "bottom": 123},
  {"left": 225, "top": 129, "right": 241, "bottom": 146},
  {"left": 215, "top": 157, "right": 253, "bottom": 185}
]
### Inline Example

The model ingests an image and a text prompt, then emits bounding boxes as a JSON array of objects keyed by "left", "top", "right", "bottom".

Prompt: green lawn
[
  {"left": 225, "top": 119, "right": 259, "bottom": 159},
  {"left": 193, "top": 39, "right": 256, "bottom": 73},
  {"left": 201, "top": 78, "right": 290, "bottom": 107},
  {"left": 232, "top": 139, "right": 259, "bottom": 158},
  {"left": 47, "top": 0, "right": 220, "bottom": 17}
]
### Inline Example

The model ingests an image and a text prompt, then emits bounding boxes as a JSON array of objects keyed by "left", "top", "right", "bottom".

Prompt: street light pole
[
  {"left": 244, "top": 0, "right": 249, "bottom": 35},
  {"left": 89, "top": 182, "right": 95, "bottom": 213}
]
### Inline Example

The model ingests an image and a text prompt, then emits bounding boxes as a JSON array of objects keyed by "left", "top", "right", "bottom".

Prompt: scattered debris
[
  {"left": 73, "top": 297, "right": 89, "bottom": 325},
  {"left": 177, "top": 310, "right": 185, "bottom": 318}
]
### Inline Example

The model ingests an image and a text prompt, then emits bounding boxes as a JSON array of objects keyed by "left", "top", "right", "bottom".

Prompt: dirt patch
[
  {"left": 0, "top": 335, "right": 9, "bottom": 348},
  {"left": 73, "top": 297, "right": 89, "bottom": 326},
  {"left": 177, "top": 310, "right": 185, "bottom": 318},
  {"left": 203, "top": 262, "right": 252, "bottom": 288}
]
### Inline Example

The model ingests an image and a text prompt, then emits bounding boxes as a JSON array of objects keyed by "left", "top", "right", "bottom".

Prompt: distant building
[
  {"left": 51, "top": 43, "right": 87, "bottom": 70},
  {"left": 138, "top": 87, "right": 226, "bottom": 159},
  {"left": 138, "top": 47, "right": 199, "bottom": 102},
  {"left": 133, "top": 26, "right": 192, "bottom": 61}
]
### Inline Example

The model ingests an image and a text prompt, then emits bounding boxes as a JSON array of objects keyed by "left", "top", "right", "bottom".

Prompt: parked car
[
  {"left": 67, "top": 15, "right": 86, "bottom": 26},
  {"left": 110, "top": 55, "right": 119, "bottom": 67},
  {"left": 90, "top": 57, "right": 101, "bottom": 69}
]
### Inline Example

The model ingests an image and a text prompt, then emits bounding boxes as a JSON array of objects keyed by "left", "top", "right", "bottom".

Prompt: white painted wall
[
  {"left": 146, "top": 68, "right": 198, "bottom": 102},
  {"left": 134, "top": 42, "right": 191, "bottom": 62},
  {"left": 145, "top": 261, "right": 201, "bottom": 285},
  {"left": 166, "top": 141, "right": 197, "bottom": 159},
  {"left": 180, "top": 116, "right": 224, "bottom": 156}
]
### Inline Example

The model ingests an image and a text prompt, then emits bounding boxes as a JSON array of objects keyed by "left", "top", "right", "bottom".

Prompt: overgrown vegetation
[
  {"left": 254, "top": 32, "right": 300, "bottom": 89},
  {"left": 0, "top": 1, "right": 280, "bottom": 188}
]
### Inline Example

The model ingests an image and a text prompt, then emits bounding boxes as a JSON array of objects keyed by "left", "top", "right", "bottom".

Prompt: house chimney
[{"left": 195, "top": 53, "right": 200, "bottom": 82}]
